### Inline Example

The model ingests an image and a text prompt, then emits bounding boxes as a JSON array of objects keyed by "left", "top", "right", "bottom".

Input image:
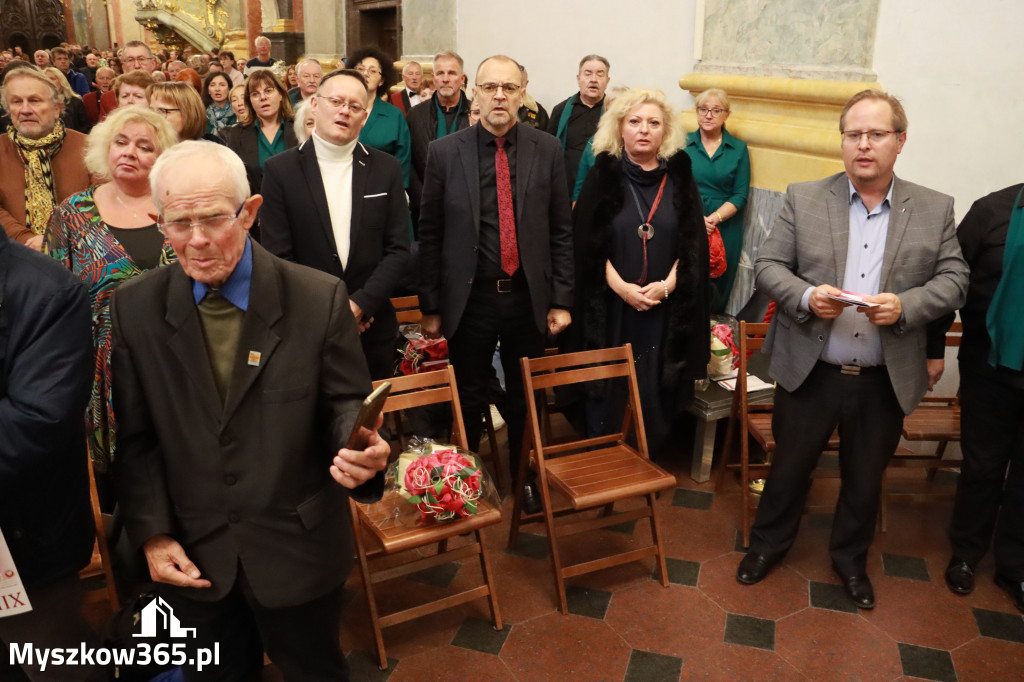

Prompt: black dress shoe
[
  {"left": 833, "top": 566, "right": 875, "bottom": 609},
  {"left": 521, "top": 480, "right": 543, "bottom": 515},
  {"left": 994, "top": 574, "right": 1024, "bottom": 614},
  {"left": 945, "top": 558, "right": 975, "bottom": 595},
  {"left": 736, "top": 552, "right": 777, "bottom": 585}
]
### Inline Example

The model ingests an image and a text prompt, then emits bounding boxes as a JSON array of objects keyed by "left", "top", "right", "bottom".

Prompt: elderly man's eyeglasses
[
  {"left": 697, "top": 106, "right": 727, "bottom": 117},
  {"left": 158, "top": 206, "right": 244, "bottom": 239},
  {"left": 841, "top": 130, "right": 898, "bottom": 144},
  {"left": 316, "top": 96, "right": 366, "bottom": 114},
  {"left": 122, "top": 56, "right": 152, "bottom": 66},
  {"left": 476, "top": 82, "right": 522, "bottom": 96}
]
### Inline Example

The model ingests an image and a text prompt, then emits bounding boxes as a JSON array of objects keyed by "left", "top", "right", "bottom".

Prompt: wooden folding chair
[
  {"left": 881, "top": 322, "right": 963, "bottom": 531},
  {"left": 508, "top": 344, "right": 677, "bottom": 614},
  {"left": 79, "top": 453, "right": 119, "bottom": 611},
  {"left": 715, "top": 321, "right": 841, "bottom": 547},
  {"left": 349, "top": 367, "right": 503, "bottom": 670},
  {"left": 389, "top": 295, "right": 504, "bottom": 490}
]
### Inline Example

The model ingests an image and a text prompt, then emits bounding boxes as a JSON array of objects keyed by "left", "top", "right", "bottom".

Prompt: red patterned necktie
[{"left": 495, "top": 136, "right": 519, "bottom": 276}]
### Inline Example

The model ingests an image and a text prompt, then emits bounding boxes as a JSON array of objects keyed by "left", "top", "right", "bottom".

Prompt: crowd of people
[{"left": 0, "top": 37, "right": 1022, "bottom": 681}]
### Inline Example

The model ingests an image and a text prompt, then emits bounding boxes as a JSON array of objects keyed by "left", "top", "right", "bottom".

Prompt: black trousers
[
  {"left": 750, "top": 362, "right": 904, "bottom": 575},
  {"left": 448, "top": 283, "right": 546, "bottom": 479},
  {"left": 162, "top": 566, "right": 348, "bottom": 682},
  {"left": 949, "top": 361, "right": 1024, "bottom": 580}
]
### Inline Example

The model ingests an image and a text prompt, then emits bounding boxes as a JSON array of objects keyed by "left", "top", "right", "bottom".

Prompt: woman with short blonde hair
[
  {"left": 47, "top": 105, "right": 178, "bottom": 472},
  {"left": 570, "top": 87, "right": 709, "bottom": 454}
]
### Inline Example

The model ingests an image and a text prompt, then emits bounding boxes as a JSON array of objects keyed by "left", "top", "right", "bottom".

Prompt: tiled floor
[{"left": 331, "top": 427, "right": 1024, "bottom": 682}]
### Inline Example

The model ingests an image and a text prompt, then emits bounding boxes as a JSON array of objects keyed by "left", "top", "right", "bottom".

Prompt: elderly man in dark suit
[
  {"left": 419, "top": 54, "right": 574, "bottom": 499},
  {"left": 261, "top": 69, "right": 410, "bottom": 381},
  {"left": 111, "top": 140, "right": 390, "bottom": 680},
  {"left": 735, "top": 90, "right": 969, "bottom": 609}
]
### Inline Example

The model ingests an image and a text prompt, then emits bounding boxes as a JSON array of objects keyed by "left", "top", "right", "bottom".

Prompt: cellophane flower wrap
[
  {"left": 708, "top": 314, "right": 740, "bottom": 378},
  {"left": 386, "top": 438, "right": 499, "bottom": 524},
  {"left": 396, "top": 324, "right": 449, "bottom": 376}
]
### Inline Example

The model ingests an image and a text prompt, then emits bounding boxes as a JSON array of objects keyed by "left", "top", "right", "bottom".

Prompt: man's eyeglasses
[
  {"left": 697, "top": 106, "right": 727, "bottom": 117},
  {"left": 122, "top": 56, "right": 152, "bottom": 66},
  {"left": 841, "top": 130, "right": 899, "bottom": 144},
  {"left": 476, "top": 82, "right": 522, "bottom": 96},
  {"left": 316, "top": 96, "right": 366, "bottom": 114},
  {"left": 158, "top": 206, "right": 243, "bottom": 239}
]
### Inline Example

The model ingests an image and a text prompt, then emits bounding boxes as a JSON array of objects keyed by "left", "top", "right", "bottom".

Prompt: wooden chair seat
[
  {"left": 355, "top": 490, "right": 502, "bottom": 554},
  {"left": 881, "top": 322, "right": 963, "bottom": 531},
  {"left": 545, "top": 445, "right": 676, "bottom": 509},
  {"left": 509, "top": 344, "right": 676, "bottom": 613},
  {"left": 900, "top": 405, "right": 961, "bottom": 442},
  {"left": 350, "top": 367, "right": 502, "bottom": 670}
]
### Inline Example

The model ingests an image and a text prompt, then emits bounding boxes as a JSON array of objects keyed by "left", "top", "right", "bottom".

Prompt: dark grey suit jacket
[
  {"left": 756, "top": 172, "right": 969, "bottom": 413},
  {"left": 111, "top": 241, "right": 378, "bottom": 608},
  {"left": 418, "top": 123, "right": 574, "bottom": 338},
  {"left": 259, "top": 139, "right": 410, "bottom": 340}
]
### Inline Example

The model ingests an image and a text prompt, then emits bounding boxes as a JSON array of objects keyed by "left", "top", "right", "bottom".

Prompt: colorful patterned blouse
[{"left": 46, "top": 186, "right": 177, "bottom": 471}]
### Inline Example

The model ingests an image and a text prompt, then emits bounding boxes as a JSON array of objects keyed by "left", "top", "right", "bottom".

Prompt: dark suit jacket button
[
  {"left": 818, "top": 335, "right": 825, "bottom": 341},
  {"left": 224, "top": 474, "right": 237, "bottom": 486},
  {"left": 228, "top": 513, "right": 240, "bottom": 523},
  {"left": 467, "top": 278, "right": 473, "bottom": 285},
  {"left": 219, "top": 435, "right": 232, "bottom": 447}
]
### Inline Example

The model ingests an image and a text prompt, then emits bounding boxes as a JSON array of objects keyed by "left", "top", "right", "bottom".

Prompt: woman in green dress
[
  {"left": 349, "top": 46, "right": 412, "bottom": 188},
  {"left": 683, "top": 88, "right": 750, "bottom": 312}
]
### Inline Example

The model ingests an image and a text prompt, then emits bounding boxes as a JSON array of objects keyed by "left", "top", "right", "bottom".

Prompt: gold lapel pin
[{"left": 247, "top": 350, "right": 262, "bottom": 367}]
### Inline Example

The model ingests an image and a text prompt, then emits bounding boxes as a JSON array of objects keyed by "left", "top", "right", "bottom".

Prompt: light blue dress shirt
[{"left": 801, "top": 179, "right": 894, "bottom": 367}]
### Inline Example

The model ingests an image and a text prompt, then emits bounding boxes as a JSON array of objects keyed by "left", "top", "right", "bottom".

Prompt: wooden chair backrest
[
  {"left": 736, "top": 321, "right": 771, "bottom": 418},
  {"left": 945, "top": 321, "right": 963, "bottom": 347},
  {"left": 372, "top": 365, "right": 467, "bottom": 450},
  {"left": 391, "top": 295, "right": 423, "bottom": 325},
  {"left": 520, "top": 344, "right": 649, "bottom": 462}
]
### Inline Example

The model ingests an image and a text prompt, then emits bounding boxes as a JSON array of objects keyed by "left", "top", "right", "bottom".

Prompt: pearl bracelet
[{"left": 662, "top": 280, "right": 669, "bottom": 300}]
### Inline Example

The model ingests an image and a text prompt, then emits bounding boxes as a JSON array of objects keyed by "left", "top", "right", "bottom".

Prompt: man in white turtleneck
[{"left": 260, "top": 69, "right": 411, "bottom": 380}]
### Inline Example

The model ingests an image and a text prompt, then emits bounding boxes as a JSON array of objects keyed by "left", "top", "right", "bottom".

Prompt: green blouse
[
  {"left": 257, "top": 124, "right": 286, "bottom": 169},
  {"left": 359, "top": 98, "right": 412, "bottom": 187},
  {"left": 683, "top": 127, "right": 751, "bottom": 214}
]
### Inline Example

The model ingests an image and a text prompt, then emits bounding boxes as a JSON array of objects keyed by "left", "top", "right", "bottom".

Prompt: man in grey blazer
[
  {"left": 735, "top": 90, "right": 968, "bottom": 609},
  {"left": 419, "top": 55, "right": 573, "bottom": 495}
]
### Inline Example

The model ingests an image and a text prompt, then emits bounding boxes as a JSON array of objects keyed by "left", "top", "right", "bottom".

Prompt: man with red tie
[{"left": 418, "top": 55, "right": 574, "bottom": 498}]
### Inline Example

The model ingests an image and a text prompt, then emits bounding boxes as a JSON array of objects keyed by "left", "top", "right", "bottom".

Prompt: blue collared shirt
[
  {"left": 191, "top": 237, "right": 253, "bottom": 310},
  {"left": 818, "top": 179, "right": 894, "bottom": 367}
]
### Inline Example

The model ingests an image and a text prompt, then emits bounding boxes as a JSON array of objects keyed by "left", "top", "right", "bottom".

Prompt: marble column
[{"left": 682, "top": 0, "right": 882, "bottom": 315}]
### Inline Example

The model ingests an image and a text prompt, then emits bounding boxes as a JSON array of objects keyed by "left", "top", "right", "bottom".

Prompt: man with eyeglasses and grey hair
[
  {"left": 735, "top": 89, "right": 968, "bottom": 610},
  {"left": 418, "top": 55, "right": 573, "bottom": 511},
  {"left": 261, "top": 69, "right": 410, "bottom": 381},
  {"left": 288, "top": 58, "right": 322, "bottom": 105},
  {"left": 111, "top": 139, "right": 390, "bottom": 679},
  {"left": 98, "top": 40, "right": 157, "bottom": 116}
]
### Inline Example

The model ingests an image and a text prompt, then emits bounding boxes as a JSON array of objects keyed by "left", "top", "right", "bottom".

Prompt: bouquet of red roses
[{"left": 401, "top": 447, "right": 483, "bottom": 521}]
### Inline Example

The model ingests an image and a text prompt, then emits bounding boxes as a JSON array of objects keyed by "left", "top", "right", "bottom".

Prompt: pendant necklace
[{"left": 627, "top": 173, "right": 667, "bottom": 285}]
